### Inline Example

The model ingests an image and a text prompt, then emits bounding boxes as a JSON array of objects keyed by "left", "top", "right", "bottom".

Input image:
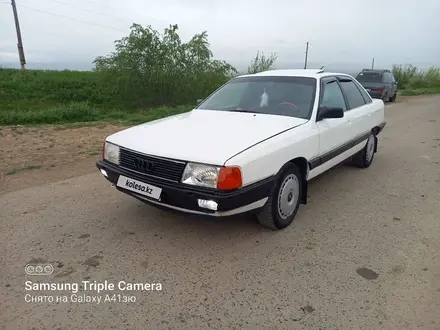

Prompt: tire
[
  {"left": 352, "top": 134, "right": 376, "bottom": 168},
  {"left": 256, "top": 163, "right": 302, "bottom": 230},
  {"left": 389, "top": 92, "right": 397, "bottom": 102}
]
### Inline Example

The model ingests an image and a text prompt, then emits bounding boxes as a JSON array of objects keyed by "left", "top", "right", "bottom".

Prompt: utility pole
[
  {"left": 11, "top": 0, "right": 26, "bottom": 70},
  {"left": 371, "top": 57, "right": 374, "bottom": 70},
  {"left": 304, "top": 42, "right": 309, "bottom": 69}
]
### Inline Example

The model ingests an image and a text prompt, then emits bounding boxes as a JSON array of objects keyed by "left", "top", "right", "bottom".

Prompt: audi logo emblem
[
  {"left": 25, "top": 263, "right": 54, "bottom": 275},
  {"left": 133, "top": 158, "right": 155, "bottom": 171}
]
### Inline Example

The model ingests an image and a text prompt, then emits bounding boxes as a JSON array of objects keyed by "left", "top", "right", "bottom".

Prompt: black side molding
[{"left": 308, "top": 124, "right": 385, "bottom": 171}]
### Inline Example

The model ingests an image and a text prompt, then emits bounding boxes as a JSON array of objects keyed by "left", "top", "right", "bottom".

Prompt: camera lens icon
[
  {"left": 25, "top": 265, "right": 34, "bottom": 274},
  {"left": 25, "top": 263, "right": 54, "bottom": 275}
]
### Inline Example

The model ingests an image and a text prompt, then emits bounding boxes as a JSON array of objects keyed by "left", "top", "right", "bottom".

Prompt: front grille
[{"left": 119, "top": 148, "right": 186, "bottom": 182}]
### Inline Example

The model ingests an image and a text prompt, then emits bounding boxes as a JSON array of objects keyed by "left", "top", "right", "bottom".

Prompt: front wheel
[
  {"left": 352, "top": 134, "right": 376, "bottom": 168},
  {"left": 256, "top": 164, "right": 302, "bottom": 230}
]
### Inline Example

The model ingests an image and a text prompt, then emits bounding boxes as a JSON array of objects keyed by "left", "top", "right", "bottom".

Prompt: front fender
[{"left": 224, "top": 122, "right": 319, "bottom": 187}]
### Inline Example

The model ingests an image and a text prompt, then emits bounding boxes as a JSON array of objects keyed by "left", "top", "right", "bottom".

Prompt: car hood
[{"left": 107, "top": 109, "right": 308, "bottom": 165}]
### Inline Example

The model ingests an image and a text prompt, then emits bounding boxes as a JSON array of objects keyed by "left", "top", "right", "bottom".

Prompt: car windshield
[
  {"left": 196, "top": 76, "right": 317, "bottom": 119},
  {"left": 356, "top": 71, "right": 383, "bottom": 83}
]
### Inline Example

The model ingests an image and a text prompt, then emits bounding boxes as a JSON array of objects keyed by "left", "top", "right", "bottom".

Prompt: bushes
[
  {"left": 93, "top": 24, "right": 236, "bottom": 108},
  {"left": 392, "top": 64, "right": 440, "bottom": 91}
]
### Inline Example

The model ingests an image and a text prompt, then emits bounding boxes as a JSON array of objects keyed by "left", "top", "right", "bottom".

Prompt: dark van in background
[{"left": 356, "top": 69, "right": 398, "bottom": 102}]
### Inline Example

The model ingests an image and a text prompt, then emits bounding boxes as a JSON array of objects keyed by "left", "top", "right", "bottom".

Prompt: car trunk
[{"left": 360, "top": 82, "right": 385, "bottom": 91}]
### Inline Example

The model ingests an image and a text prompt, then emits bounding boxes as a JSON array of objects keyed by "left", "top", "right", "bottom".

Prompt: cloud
[{"left": 0, "top": 0, "right": 439, "bottom": 70}]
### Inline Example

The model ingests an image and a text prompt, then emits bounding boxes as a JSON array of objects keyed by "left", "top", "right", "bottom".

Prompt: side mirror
[{"left": 317, "top": 106, "right": 344, "bottom": 121}]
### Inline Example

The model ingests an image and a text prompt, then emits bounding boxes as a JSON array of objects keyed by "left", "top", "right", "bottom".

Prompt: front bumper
[{"left": 96, "top": 160, "right": 274, "bottom": 216}]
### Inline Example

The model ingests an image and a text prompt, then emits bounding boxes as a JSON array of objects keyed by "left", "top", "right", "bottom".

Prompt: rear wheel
[
  {"left": 256, "top": 164, "right": 302, "bottom": 230},
  {"left": 389, "top": 92, "right": 397, "bottom": 102},
  {"left": 353, "top": 134, "right": 376, "bottom": 168}
]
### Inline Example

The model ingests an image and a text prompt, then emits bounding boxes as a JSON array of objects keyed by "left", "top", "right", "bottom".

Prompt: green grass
[
  {"left": 0, "top": 68, "right": 113, "bottom": 111},
  {"left": 0, "top": 102, "right": 192, "bottom": 125},
  {"left": 0, "top": 67, "right": 197, "bottom": 125},
  {"left": 6, "top": 165, "right": 42, "bottom": 175}
]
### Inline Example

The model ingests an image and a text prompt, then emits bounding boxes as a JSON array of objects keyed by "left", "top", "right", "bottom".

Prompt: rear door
[{"left": 337, "top": 76, "right": 373, "bottom": 141}]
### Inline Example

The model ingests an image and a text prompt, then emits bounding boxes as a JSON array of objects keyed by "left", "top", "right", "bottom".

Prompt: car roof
[{"left": 237, "top": 69, "right": 354, "bottom": 79}]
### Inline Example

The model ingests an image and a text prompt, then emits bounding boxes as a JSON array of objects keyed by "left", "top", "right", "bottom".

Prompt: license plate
[{"left": 116, "top": 175, "right": 162, "bottom": 200}]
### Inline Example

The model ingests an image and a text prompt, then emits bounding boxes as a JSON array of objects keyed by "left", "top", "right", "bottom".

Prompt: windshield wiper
[{"left": 229, "top": 109, "right": 259, "bottom": 114}]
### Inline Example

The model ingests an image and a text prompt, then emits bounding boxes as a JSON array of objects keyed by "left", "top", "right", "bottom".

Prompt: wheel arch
[{"left": 287, "top": 157, "right": 309, "bottom": 204}]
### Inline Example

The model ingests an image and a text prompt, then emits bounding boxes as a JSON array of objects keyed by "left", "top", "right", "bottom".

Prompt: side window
[
  {"left": 339, "top": 80, "right": 367, "bottom": 109},
  {"left": 383, "top": 73, "right": 390, "bottom": 83},
  {"left": 352, "top": 79, "right": 372, "bottom": 104},
  {"left": 320, "top": 80, "right": 347, "bottom": 111}
]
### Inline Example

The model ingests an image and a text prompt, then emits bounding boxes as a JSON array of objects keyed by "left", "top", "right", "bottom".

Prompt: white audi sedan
[{"left": 97, "top": 69, "right": 385, "bottom": 230}]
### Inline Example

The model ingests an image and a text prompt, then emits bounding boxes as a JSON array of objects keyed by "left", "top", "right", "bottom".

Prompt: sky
[{"left": 1, "top": 0, "right": 439, "bottom": 72}]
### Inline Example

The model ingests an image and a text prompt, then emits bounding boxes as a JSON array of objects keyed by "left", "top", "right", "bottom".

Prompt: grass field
[
  {"left": 1, "top": 63, "right": 439, "bottom": 126},
  {"left": 0, "top": 68, "right": 195, "bottom": 125}
]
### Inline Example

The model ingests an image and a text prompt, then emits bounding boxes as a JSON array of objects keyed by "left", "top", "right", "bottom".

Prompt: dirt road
[{"left": 1, "top": 95, "right": 440, "bottom": 330}]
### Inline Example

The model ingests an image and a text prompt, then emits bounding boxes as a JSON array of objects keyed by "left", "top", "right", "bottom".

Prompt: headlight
[
  {"left": 103, "top": 142, "right": 120, "bottom": 164},
  {"left": 181, "top": 163, "right": 243, "bottom": 190},
  {"left": 181, "top": 163, "right": 220, "bottom": 188}
]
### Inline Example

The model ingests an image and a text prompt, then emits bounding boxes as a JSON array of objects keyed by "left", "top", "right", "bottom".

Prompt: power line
[
  {"left": 42, "top": 0, "right": 135, "bottom": 25},
  {"left": 17, "top": 4, "right": 127, "bottom": 32},
  {"left": 80, "top": 0, "right": 111, "bottom": 8}
]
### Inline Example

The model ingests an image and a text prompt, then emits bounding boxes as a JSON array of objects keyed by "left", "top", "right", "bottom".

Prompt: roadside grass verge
[
  {"left": 6, "top": 165, "right": 41, "bottom": 175},
  {"left": 399, "top": 87, "right": 440, "bottom": 96},
  {"left": 0, "top": 102, "right": 192, "bottom": 126}
]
